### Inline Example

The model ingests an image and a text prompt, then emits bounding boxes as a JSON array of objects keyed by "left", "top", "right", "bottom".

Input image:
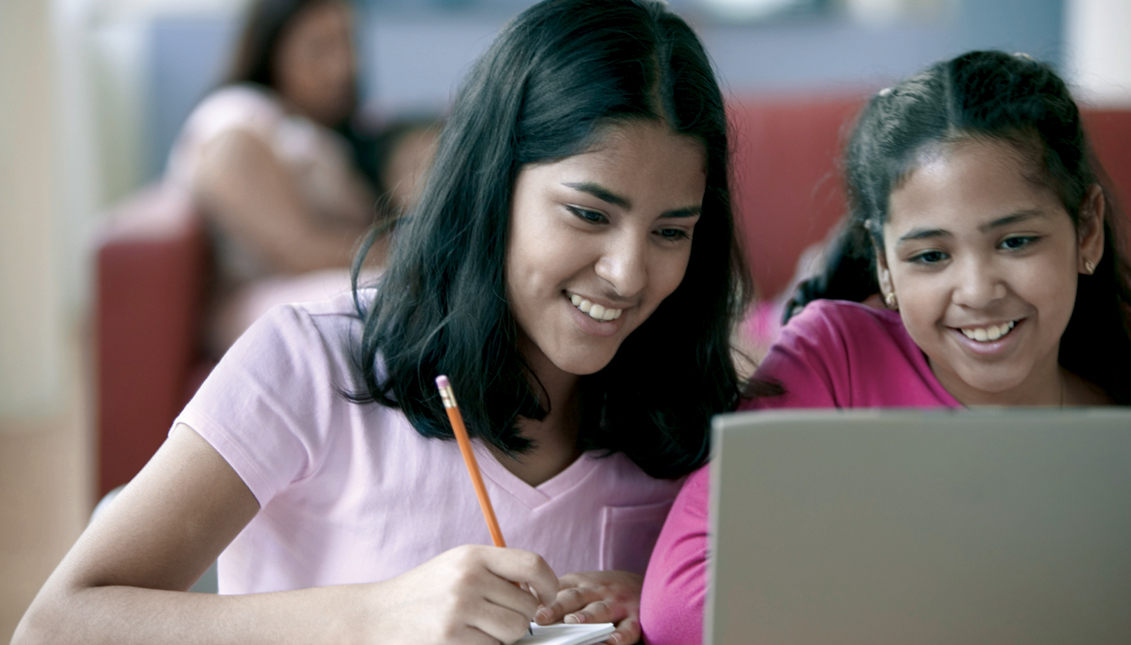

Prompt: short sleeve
[
  {"left": 641, "top": 465, "right": 711, "bottom": 645},
  {"left": 182, "top": 86, "right": 284, "bottom": 147},
  {"left": 173, "top": 303, "right": 345, "bottom": 507},
  {"left": 165, "top": 86, "right": 285, "bottom": 188}
]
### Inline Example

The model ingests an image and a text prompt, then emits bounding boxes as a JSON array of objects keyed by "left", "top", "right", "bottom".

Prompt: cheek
[
  {"left": 505, "top": 229, "right": 566, "bottom": 308},
  {"left": 650, "top": 247, "right": 693, "bottom": 299},
  {"left": 891, "top": 272, "right": 948, "bottom": 336},
  {"left": 1022, "top": 255, "right": 1079, "bottom": 323}
]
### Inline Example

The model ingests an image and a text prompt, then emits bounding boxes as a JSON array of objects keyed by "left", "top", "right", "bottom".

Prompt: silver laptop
[{"left": 706, "top": 408, "right": 1131, "bottom": 644}]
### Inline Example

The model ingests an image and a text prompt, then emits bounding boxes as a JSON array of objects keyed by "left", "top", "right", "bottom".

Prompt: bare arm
[
  {"left": 14, "top": 424, "right": 558, "bottom": 645},
  {"left": 194, "top": 129, "right": 388, "bottom": 275}
]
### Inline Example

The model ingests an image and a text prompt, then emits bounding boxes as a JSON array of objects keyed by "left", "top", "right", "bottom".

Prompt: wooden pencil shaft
[{"left": 441, "top": 391, "right": 507, "bottom": 548}]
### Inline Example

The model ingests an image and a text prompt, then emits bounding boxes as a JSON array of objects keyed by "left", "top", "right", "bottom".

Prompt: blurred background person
[{"left": 166, "top": 0, "right": 437, "bottom": 356}]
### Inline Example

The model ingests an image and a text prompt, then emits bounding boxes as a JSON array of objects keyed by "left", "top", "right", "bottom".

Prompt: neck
[{"left": 488, "top": 337, "right": 583, "bottom": 487}]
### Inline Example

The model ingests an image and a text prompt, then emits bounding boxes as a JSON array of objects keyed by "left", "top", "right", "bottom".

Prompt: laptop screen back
[{"left": 706, "top": 408, "right": 1131, "bottom": 645}]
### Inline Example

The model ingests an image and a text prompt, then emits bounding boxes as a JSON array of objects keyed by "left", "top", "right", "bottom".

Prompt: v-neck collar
[{"left": 472, "top": 440, "right": 602, "bottom": 510}]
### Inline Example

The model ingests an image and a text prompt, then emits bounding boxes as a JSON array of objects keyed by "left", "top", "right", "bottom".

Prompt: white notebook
[{"left": 515, "top": 623, "right": 615, "bottom": 645}]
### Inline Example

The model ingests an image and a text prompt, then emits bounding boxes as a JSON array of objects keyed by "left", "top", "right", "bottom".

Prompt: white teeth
[
  {"left": 960, "top": 320, "right": 1016, "bottom": 342},
  {"left": 568, "top": 294, "right": 623, "bottom": 322}
]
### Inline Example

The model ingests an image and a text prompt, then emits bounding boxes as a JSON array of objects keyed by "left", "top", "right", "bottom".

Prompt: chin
[
  {"left": 553, "top": 351, "right": 617, "bottom": 377},
  {"left": 954, "top": 366, "right": 1030, "bottom": 397}
]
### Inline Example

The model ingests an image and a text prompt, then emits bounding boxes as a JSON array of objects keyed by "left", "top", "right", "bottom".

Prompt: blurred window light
[
  {"left": 696, "top": 0, "right": 813, "bottom": 21},
  {"left": 842, "top": 0, "right": 952, "bottom": 26},
  {"left": 690, "top": 0, "right": 950, "bottom": 23}
]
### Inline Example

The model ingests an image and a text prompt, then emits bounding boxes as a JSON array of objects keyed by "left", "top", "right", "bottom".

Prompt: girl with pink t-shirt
[
  {"left": 642, "top": 50, "right": 1131, "bottom": 645},
  {"left": 17, "top": 2, "right": 754, "bottom": 644}
]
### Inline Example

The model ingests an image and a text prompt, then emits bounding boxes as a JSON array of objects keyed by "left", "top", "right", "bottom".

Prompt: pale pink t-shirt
[
  {"left": 175, "top": 290, "right": 682, "bottom": 595},
  {"left": 640, "top": 299, "right": 961, "bottom": 645}
]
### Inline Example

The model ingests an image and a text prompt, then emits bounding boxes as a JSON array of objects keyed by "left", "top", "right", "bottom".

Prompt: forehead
[
  {"left": 521, "top": 120, "right": 707, "bottom": 197},
  {"left": 283, "top": 0, "right": 351, "bottom": 42},
  {"left": 574, "top": 120, "right": 705, "bottom": 168},
  {"left": 886, "top": 139, "right": 1065, "bottom": 233}
]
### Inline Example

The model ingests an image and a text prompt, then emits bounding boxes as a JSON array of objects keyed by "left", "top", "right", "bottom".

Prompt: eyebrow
[
  {"left": 562, "top": 181, "right": 701, "bottom": 218},
  {"left": 977, "top": 209, "right": 1044, "bottom": 232},
  {"left": 564, "top": 182, "right": 629, "bottom": 208},
  {"left": 896, "top": 209, "right": 1046, "bottom": 244}
]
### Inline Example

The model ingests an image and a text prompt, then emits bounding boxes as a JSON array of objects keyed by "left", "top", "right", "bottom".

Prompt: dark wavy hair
[
  {"left": 226, "top": 0, "right": 357, "bottom": 119},
  {"left": 788, "top": 50, "right": 1131, "bottom": 403},
  {"left": 347, "top": 0, "right": 750, "bottom": 479}
]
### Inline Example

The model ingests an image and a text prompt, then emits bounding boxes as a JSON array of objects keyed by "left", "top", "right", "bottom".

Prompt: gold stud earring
[
  {"left": 1084, "top": 260, "right": 1095, "bottom": 275},
  {"left": 884, "top": 292, "right": 898, "bottom": 309}
]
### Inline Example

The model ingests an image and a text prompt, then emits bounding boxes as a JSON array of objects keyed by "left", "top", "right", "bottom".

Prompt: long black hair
[
  {"left": 347, "top": 0, "right": 750, "bottom": 479},
  {"left": 789, "top": 50, "right": 1131, "bottom": 403}
]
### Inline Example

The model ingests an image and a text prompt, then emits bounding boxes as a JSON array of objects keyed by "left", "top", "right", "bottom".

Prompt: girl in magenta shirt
[{"left": 642, "top": 50, "right": 1131, "bottom": 645}]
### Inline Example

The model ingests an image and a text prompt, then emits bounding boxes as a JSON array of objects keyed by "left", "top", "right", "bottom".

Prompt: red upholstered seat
[
  {"left": 95, "top": 184, "right": 212, "bottom": 497},
  {"left": 728, "top": 95, "right": 867, "bottom": 300}
]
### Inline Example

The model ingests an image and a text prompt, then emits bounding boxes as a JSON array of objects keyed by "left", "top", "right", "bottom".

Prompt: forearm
[
  {"left": 15, "top": 582, "right": 368, "bottom": 645},
  {"left": 194, "top": 129, "right": 384, "bottom": 275}
]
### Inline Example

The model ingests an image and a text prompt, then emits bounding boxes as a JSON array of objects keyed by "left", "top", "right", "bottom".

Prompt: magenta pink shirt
[
  {"left": 175, "top": 290, "right": 682, "bottom": 594},
  {"left": 640, "top": 299, "right": 961, "bottom": 645}
]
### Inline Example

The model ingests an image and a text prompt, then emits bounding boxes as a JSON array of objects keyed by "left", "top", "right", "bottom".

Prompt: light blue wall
[{"left": 145, "top": 0, "right": 1065, "bottom": 180}]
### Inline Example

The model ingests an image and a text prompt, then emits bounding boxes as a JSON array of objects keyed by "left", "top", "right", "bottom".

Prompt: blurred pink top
[
  {"left": 640, "top": 299, "right": 960, "bottom": 645},
  {"left": 175, "top": 289, "right": 681, "bottom": 594}
]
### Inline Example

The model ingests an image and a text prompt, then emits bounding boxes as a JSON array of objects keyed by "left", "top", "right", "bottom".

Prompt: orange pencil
[{"left": 435, "top": 375, "right": 507, "bottom": 548}]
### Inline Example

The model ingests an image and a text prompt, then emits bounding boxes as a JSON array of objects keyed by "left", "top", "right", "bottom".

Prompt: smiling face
[
  {"left": 878, "top": 138, "right": 1104, "bottom": 405},
  {"left": 505, "top": 120, "right": 706, "bottom": 380},
  {"left": 274, "top": 0, "right": 356, "bottom": 126}
]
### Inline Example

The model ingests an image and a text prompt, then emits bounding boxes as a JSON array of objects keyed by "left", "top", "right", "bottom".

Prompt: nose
[
  {"left": 951, "top": 253, "right": 1006, "bottom": 308},
  {"left": 595, "top": 230, "right": 648, "bottom": 298}
]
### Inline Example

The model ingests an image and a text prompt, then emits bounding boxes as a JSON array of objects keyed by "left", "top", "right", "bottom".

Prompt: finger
[
  {"left": 604, "top": 615, "right": 641, "bottom": 645},
  {"left": 480, "top": 570, "right": 541, "bottom": 619},
  {"left": 536, "top": 585, "right": 603, "bottom": 624},
  {"left": 465, "top": 598, "right": 538, "bottom": 645},
  {"left": 563, "top": 599, "right": 626, "bottom": 626},
  {"left": 481, "top": 548, "right": 559, "bottom": 608}
]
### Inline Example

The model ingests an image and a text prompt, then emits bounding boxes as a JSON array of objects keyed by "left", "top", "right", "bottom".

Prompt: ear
[
  {"left": 875, "top": 248, "right": 895, "bottom": 302},
  {"left": 1077, "top": 184, "right": 1106, "bottom": 274}
]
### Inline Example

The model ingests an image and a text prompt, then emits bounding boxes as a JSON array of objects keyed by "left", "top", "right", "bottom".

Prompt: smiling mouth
[
  {"left": 957, "top": 320, "right": 1018, "bottom": 342},
  {"left": 568, "top": 293, "right": 623, "bottom": 322}
]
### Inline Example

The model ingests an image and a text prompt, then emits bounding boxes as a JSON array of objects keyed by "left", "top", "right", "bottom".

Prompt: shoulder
[
  {"left": 667, "top": 463, "right": 710, "bottom": 525},
  {"left": 248, "top": 288, "right": 366, "bottom": 342},
  {"left": 747, "top": 299, "right": 947, "bottom": 409},
  {"left": 181, "top": 84, "right": 287, "bottom": 143},
  {"left": 195, "top": 84, "right": 283, "bottom": 119},
  {"left": 789, "top": 298, "right": 903, "bottom": 336},
  {"left": 770, "top": 299, "right": 910, "bottom": 360},
  {"left": 221, "top": 289, "right": 373, "bottom": 389}
]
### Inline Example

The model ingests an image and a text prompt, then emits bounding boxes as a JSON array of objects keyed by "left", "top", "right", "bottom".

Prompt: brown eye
[
  {"left": 910, "top": 250, "right": 948, "bottom": 265},
  {"left": 657, "top": 228, "right": 690, "bottom": 241},
  {"left": 567, "top": 206, "right": 607, "bottom": 224},
  {"left": 1000, "top": 235, "right": 1038, "bottom": 251}
]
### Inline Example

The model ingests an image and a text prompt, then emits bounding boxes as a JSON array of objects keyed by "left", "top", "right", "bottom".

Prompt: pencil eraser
[{"left": 435, "top": 375, "right": 450, "bottom": 389}]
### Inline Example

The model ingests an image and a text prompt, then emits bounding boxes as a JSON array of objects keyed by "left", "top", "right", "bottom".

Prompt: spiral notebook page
[{"left": 515, "top": 623, "right": 615, "bottom": 645}]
